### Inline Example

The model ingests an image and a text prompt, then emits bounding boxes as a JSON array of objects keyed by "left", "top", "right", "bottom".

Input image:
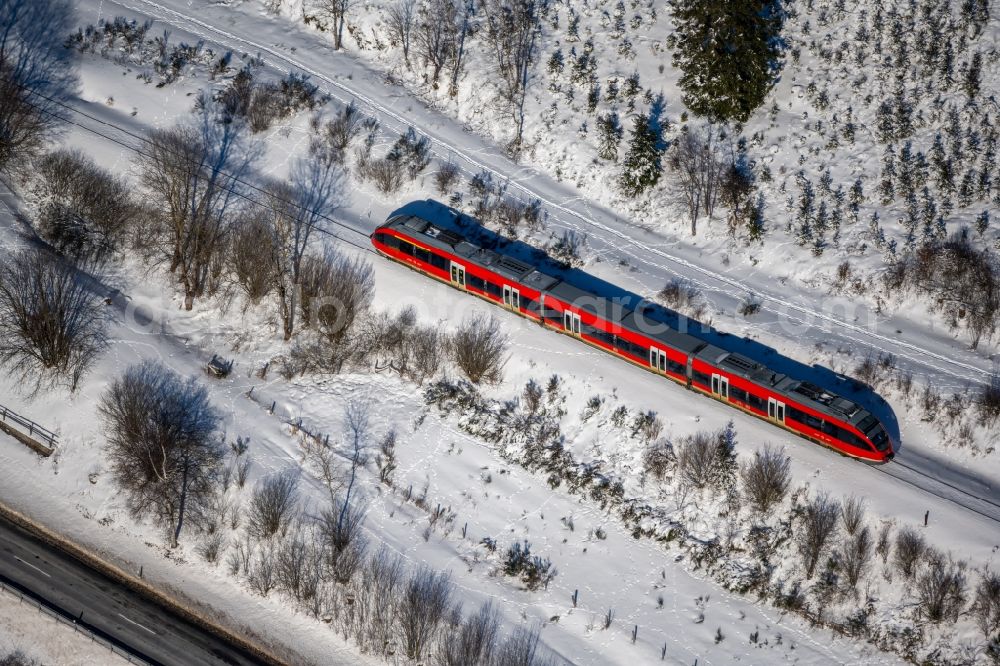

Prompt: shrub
[
  {"left": 797, "top": 493, "right": 840, "bottom": 579},
  {"left": 841, "top": 526, "right": 872, "bottom": 591},
  {"left": 917, "top": 552, "right": 967, "bottom": 623},
  {"left": 451, "top": 312, "right": 508, "bottom": 384},
  {"left": 894, "top": 526, "right": 927, "bottom": 579},
  {"left": 502, "top": 540, "right": 556, "bottom": 591},
  {"left": 740, "top": 446, "right": 791, "bottom": 513},
  {"left": 676, "top": 422, "right": 738, "bottom": 492},
  {"left": 247, "top": 469, "right": 300, "bottom": 540},
  {"left": 31, "top": 149, "right": 138, "bottom": 263},
  {"left": 977, "top": 372, "right": 1000, "bottom": 426},
  {"left": 657, "top": 277, "right": 705, "bottom": 318},
  {"left": 549, "top": 229, "right": 586, "bottom": 268},
  {"left": 973, "top": 571, "right": 1000, "bottom": 638},
  {"left": 841, "top": 495, "right": 867, "bottom": 536},
  {"left": 435, "top": 159, "right": 461, "bottom": 195},
  {"left": 227, "top": 212, "right": 276, "bottom": 305},
  {"left": 643, "top": 439, "right": 675, "bottom": 481},
  {"left": 0, "top": 251, "right": 107, "bottom": 393}
]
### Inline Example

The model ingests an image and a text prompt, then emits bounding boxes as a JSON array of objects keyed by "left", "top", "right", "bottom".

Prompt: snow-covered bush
[
  {"left": 894, "top": 526, "right": 927, "bottom": 580},
  {"left": 0, "top": 251, "right": 107, "bottom": 394},
  {"left": 739, "top": 445, "right": 790, "bottom": 513},
  {"left": 797, "top": 493, "right": 840, "bottom": 579},
  {"left": 676, "top": 422, "right": 737, "bottom": 492},
  {"left": 451, "top": 312, "right": 508, "bottom": 384},
  {"left": 247, "top": 469, "right": 300, "bottom": 540}
]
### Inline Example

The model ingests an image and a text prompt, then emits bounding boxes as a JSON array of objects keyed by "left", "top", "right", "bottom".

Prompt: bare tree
[
  {"left": 31, "top": 149, "right": 139, "bottom": 263},
  {"left": 437, "top": 600, "right": 500, "bottom": 666},
  {"left": 275, "top": 518, "right": 321, "bottom": 601},
  {"left": 482, "top": 0, "right": 547, "bottom": 150},
  {"left": 248, "top": 541, "right": 277, "bottom": 595},
  {"left": 415, "top": 0, "right": 457, "bottom": 88},
  {"left": 136, "top": 99, "right": 258, "bottom": 309},
  {"left": 451, "top": 312, "right": 508, "bottom": 384},
  {"left": 667, "top": 125, "right": 726, "bottom": 236},
  {"left": 894, "top": 526, "right": 927, "bottom": 579},
  {"left": 247, "top": 469, "right": 300, "bottom": 540},
  {"left": 739, "top": 445, "right": 790, "bottom": 513},
  {"left": 0, "top": 251, "right": 107, "bottom": 394},
  {"left": 399, "top": 565, "right": 454, "bottom": 660},
  {"left": 99, "top": 361, "right": 224, "bottom": 546},
  {"left": 386, "top": 0, "right": 417, "bottom": 68},
  {"left": 0, "top": 0, "right": 78, "bottom": 173},
  {"left": 314, "top": 0, "right": 353, "bottom": 50},
  {"left": 797, "top": 493, "right": 840, "bottom": 579},
  {"left": 260, "top": 153, "right": 349, "bottom": 340}
]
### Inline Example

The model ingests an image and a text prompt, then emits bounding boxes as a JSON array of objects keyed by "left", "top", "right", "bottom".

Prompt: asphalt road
[{"left": 0, "top": 514, "right": 266, "bottom": 666}]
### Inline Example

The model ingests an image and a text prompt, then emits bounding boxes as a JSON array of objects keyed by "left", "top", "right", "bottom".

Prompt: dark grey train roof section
[{"left": 384, "top": 211, "right": 878, "bottom": 433}]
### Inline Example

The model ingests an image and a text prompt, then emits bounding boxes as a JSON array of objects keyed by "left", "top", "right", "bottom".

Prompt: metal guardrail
[
  {"left": 0, "top": 405, "right": 58, "bottom": 448},
  {"left": 0, "top": 579, "right": 151, "bottom": 666}
]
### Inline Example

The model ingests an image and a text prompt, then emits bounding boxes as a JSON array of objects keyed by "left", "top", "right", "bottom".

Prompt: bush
[
  {"left": 227, "top": 212, "right": 276, "bottom": 305},
  {"left": 973, "top": 571, "right": 1000, "bottom": 638},
  {"left": 247, "top": 469, "right": 300, "bottom": 540},
  {"left": 360, "top": 156, "right": 406, "bottom": 194},
  {"left": 797, "top": 493, "right": 840, "bottom": 579},
  {"left": 298, "top": 249, "right": 375, "bottom": 345},
  {"left": 31, "top": 149, "right": 139, "bottom": 263},
  {"left": 740, "top": 446, "right": 791, "bottom": 513},
  {"left": 502, "top": 541, "right": 556, "bottom": 591},
  {"left": 435, "top": 159, "right": 461, "bottom": 195},
  {"left": 100, "top": 360, "right": 224, "bottom": 546},
  {"left": 643, "top": 439, "right": 675, "bottom": 481},
  {"left": 917, "top": 552, "right": 967, "bottom": 623},
  {"left": 978, "top": 373, "right": 1000, "bottom": 426},
  {"left": 894, "top": 526, "right": 927, "bottom": 579},
  {"left": 841, "top": 495, "right": 867, "bottom": 536},
  {"left": 657, "top": 277, "right": 706, "bottom": 319},
  {"left": 548, "top": 229, "right": 586, "bottom": 268},
  {"left": 840, "top": 526, "right": 872, "bottom": 591},
  {"left": 676, "top": 422, "right": 738, "bottom": 492},
  {"left": 0, "top": 251, "right": 107, "bottom": 393},
  {"left": 400, "top": 566, "right": 454, "bottom": 661},
  {"left": 451, "top": 312, "right": 508, "bottom": 384},
  {"left": 0, "top": 651, "right": 37, "bottom": 666}
]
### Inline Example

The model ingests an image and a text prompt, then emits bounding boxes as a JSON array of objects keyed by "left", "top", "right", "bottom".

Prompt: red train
[{"left": 371, "top": 202, "right": 895, "bottom": 463}]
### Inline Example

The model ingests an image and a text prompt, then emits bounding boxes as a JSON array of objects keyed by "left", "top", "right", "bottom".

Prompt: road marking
[
  {"left": 118, "top": 613, "right": 158, "bottom": 635},
  {"left": 13, "top": 556, "right": 50, "bottom": 578}
]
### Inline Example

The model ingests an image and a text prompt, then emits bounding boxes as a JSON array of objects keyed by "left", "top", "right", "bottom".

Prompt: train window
[
  {"left": 730, "top": 386, "right": 748, "bottom": 403},
  {"left": 429, "top": 252, "right": 448, "bottom": 270},
  {"left": 414, "top": 246, "right": 430, "bottom": 263},
  {"left": 467, "top": 275, "right": 486, "bottom": 291},
  {"left": 380, "top": 234, "right": 398, "bottom": 249},
  {"left": 744, "top": 392, "right": 765, "bottom": 410},
  {"left": 397, "top": 240, "right": 415, "bottom": 256},
  {"left": 667, "top": 359, "right": 685, "bottom": 375},
  {"left": 374, "top": 232, "right": 387, "bottom": 244},
  {"left": 692, "top": 370, "right": 712, "bottom": 387},
  {"left": 485, "top": 281, "right": 503, "bottom": 298},
  {"left": 588, "top": 327, "right": 614, "bottom": 346}
]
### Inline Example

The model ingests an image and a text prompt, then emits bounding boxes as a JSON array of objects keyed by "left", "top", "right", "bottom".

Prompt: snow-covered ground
[
  {"left": 0, "top": 586, "right": 129, "bottom": 666},
  {"left": 0, "top": 0, "right": 998, "bottom": 664}
]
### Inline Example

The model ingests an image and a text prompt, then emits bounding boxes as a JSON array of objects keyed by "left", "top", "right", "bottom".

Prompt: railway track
[{"left": 875, "top": 455, "right": 1000, "bottom": 525}]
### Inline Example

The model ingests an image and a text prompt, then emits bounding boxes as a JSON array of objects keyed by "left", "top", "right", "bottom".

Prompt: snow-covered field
[
  {"left": 0, "top": 586, "right": 129, "bottom": 666},
  {"left": 1, "top": 0, "right": 999, "bottom": 664}
]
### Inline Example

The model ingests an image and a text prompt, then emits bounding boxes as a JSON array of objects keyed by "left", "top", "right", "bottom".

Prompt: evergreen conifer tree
[
  {"left": 618, "top": 113, "right": 663, "bottom": 197},
  {"left": 669, "top": 0, "right": 783, "bottom": 123},
  {"left": 596, "top": 112, "right": 623, "bottom": 162}
]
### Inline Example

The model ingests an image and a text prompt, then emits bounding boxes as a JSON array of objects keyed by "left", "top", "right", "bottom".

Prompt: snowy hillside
[{"left": 0, "top": 0, "right": 999, "bottom": 665}]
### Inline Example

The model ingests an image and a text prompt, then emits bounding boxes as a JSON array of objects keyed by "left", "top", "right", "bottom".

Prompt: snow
[
  {"left": 0, "top": 586, "right": 129, "bottom": 666},
  {"left": 0, "top": 0, "right": 998, "bottom": 663}
]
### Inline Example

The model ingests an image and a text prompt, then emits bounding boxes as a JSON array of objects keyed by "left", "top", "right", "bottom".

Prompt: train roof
[{"left": 384, "top": 209, "right": 879, "bottom": 433}]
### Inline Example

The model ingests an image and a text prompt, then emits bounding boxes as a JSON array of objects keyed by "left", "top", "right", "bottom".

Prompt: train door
[
  {"left": 768, "top": 398, "right": 786, "bottom": 423},
  {"left": 563, "top": 311, "right": 581, "bottom": 336},
  {"left": 649, "top": 347, "right": 667, "bottom": 373},
  {"left": 503, "top": 285, "right": 521, "bottom": 311},
  {"left": 450, "top": 262, "right": 466, "bottom": 289},
  {"left": 711, "top": 374, "right": 729, "bottom": 400}
]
